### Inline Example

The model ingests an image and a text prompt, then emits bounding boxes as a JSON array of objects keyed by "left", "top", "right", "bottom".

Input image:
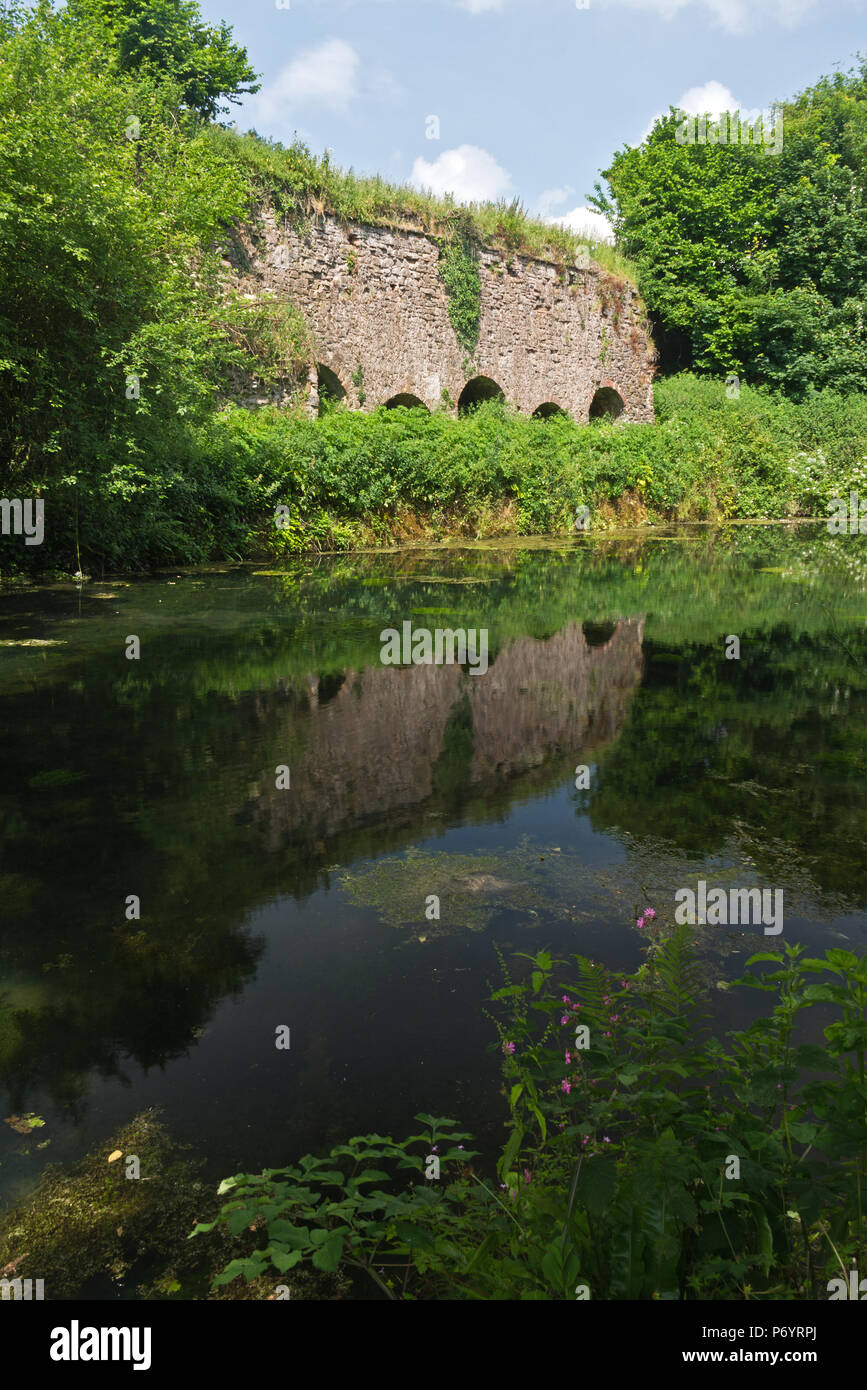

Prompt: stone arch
[
  {"left": 317, "top": 363, "right": 347, "bottom": 415},
  {"left": 383, "top": 393, "right": 430, "bottom": 411},
  {"left": 458, "top": 376, "right": 505, "bottom": 415},
  {"left": 582, "top": 620, "right": 618, "bottom": 649},
  {"left": 532, "top": 402, "right": 569, "bottom": 419},
  {"left": 588, "top": 386, "right": 625, "bottom": 421}
]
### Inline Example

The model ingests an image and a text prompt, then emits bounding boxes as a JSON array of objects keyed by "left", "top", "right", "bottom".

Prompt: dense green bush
[{"left": 7, "top": 376, "right": 867, "bottom": 577}]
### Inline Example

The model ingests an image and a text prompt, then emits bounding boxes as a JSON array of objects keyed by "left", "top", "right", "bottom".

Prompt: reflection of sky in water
[{"left": 1, "top": 529, "right": 865, "bottom": 1211}]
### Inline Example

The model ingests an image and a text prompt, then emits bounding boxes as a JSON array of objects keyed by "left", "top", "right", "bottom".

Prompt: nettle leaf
[
  {"left": 788, "top": 1121, "right": 819, "bottom": 1144},
  {"left": 188, "top": 1220, "right": 217, "bottom": 1239},
  {"left": 211, "top": 1256, "right": 266, "bottom": 1287},
  {"left": 793, "top": 1043, "right": 832, "bottom": 1069},
  {"left": 394, "top": 1222, "right": 436, "bottom": 1250},
  {"left": 825, "top": 949, "right": 859, "bottom": 974},
  {"left": 228, "top": 1206, "right": 256, "bottom": 1237},
  {"left": 269, "top": 1247, "right": 304, "bottom": 1273},
  {"left": 311, "top": 1232, "right": 344, "bottom": 1272},
  {"left": 803, "top": 984, "right": 848, "bottom": 1004},
  {"left": 268, "top": 1221, "right": 311, "bottom": 1248}
]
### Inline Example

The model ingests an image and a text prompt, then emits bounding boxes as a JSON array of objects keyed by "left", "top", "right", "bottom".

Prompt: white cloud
[
  {"left": 554, "top": 207, "right": 615, "bottom": 243},
  {"left": 455, "top": 0, "right": 506, "bottom": 11},
  {"left": 251, "top": 39, "right": 360, "bottom": 127},
  {"left": 604, "top": 0, "right": 817, "bottom": 33},
  {"left": 537, "top": 185, "right": 576, "bottom": 220},
  {"left": 409, "top": 145, "right": 514, "bottom": 203},
  {"left": 537, "top": 188, "right": 614, "bottom": 244},
  {"left": 678, "top": 80, "right": 743, "bottom": 117},
  {"left": 637, "top": 80, "right": 768, "bottom": 145}
]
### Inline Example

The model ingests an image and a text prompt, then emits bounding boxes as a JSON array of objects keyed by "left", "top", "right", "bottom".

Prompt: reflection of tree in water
[
  {"left": 582, "top": 631, "right": 867, "bottom": 908},
  {"left": 0, "top": 618, "right": 643, "bottom": 1117},
  {"left": 2, "top": 533, "right": 865, "bottom": 1121},
  {"left": 1, "top": 917, "right": 264, "bottom": 1120}
]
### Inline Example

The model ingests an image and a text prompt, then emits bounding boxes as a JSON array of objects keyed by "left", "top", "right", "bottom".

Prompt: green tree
[
  {"left": 591, "top": 59, "right": 867, "bottom": 395},
  {"left": 64, "top": 0, "right": 259, "bottom": 119}
]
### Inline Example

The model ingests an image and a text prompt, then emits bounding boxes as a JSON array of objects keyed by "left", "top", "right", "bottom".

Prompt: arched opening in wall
[
  {"left": 532, "top": 402, "right": 569, "bottom": 420},
  {"left": 458, "top": 376, "right": 505, "bottom": 416},
  {"left": 582, "top": 620, "right": 617, "bottom": 648},
  {"left": 317, "top": 672, "right": 346, "bottom": 706},
  {"left": 384, "top": 394, "right": 430, "bottom": 411},
  {"left": 588, "top": 387, "right": 625, "bottom": 421},
  {"left": 317, "top": 363, "right": 346, "bottom": 416}
]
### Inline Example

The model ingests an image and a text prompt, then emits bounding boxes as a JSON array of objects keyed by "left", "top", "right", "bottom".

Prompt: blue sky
[{"left": 198, "top": 0, "right": 867, "bottom": 237}]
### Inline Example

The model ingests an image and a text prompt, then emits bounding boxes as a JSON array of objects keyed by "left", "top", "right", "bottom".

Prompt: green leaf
[
  {"left": 311, "top": 1232, "right": 344, "bottom": 1272},
  {"left": 788, "top": 1122, "right": 818, "bottom": 1143},
  {"left": 267, "top": 1221, "right": 310, "bottom": 1249},
  {"left": 211, "top": 1256, "right": 266, "bottom": 1288},
  {"left": 509, "top": 1083, "right": 524, "bottom": 1108},
  {"left": 270, "top": 1247, "right": 304, "bottom": 1272}
]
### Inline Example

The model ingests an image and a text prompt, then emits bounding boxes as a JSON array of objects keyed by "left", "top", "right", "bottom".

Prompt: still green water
[{"left": 1, "top": 525, "right": 865, "bottom": 1217}]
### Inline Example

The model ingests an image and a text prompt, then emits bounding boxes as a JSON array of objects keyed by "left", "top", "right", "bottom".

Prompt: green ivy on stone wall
[{"left": 437, "top": 225, "right": 482, "bottom": 358}]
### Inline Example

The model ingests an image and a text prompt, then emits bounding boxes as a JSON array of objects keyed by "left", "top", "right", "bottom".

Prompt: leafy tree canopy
[
  {"left": 590, "top": 58, "right": 867, "bottom": 396},
  {"left": 64, "top": 0, "right": 260, "bottom": 119}
]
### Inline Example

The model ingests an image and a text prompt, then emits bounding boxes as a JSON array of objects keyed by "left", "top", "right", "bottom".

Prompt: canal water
[{"left": 1, "top": 525, "right": 865, "bottom": 1224}]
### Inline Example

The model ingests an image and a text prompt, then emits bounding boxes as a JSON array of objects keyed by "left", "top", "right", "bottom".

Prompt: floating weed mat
[
  {"left": 0, "top": 1109, "right": 348, "bottom": 1301},
  {"left": 337, "top": 835, "right": 857, "bottom": 982}
]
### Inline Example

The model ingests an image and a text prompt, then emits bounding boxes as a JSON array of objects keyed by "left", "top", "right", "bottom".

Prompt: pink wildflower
[
  {"left": 562, "top": 1080, "right": 572, "bottom": 1094},
  {"left": 502, "top": 1041, "right": 516, "bottom": 1054}
]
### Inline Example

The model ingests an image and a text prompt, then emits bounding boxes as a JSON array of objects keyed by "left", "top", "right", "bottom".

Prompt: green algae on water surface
[{"left": 0, "top": 1109, "right": 351, "bottom": 1301}]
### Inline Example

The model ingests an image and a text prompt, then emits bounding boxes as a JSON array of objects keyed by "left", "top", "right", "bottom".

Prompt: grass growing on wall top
[{"left": 207, "top": 126, "right": 637, "bottom": 284}]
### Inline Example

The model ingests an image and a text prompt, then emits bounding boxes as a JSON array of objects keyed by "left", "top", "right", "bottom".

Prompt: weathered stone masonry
[{"left": 227, "top": 210, "right": 656, "bottom": 423}]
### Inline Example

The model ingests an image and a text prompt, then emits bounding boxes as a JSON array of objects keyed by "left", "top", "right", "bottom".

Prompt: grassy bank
[{"left": 5, "top": 374, "right": 867, "bottom": 579}]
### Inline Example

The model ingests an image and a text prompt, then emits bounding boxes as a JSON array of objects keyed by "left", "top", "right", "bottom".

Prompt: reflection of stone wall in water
[{"left": 252, "top": 620, "right": 644, "bottom": 849}]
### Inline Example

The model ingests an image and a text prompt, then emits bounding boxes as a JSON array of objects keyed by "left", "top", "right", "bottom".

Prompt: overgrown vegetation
[
  {"left": 199, "top": 929, "right": 867, "bottom": 1299},
  {"left": 207, "top": 124, "right": 634, "bottom": 281},
  {"left": 437, "top": 221, "right": 482, "bottom": 359},
  {"left": 2, "top": 1, "right": 866, "bottom": 578},
  {"left": 592, "top": 58, "right": 867, "bottom": 393},
  {"left": 7, "top": 375, "right": 866, "bottom": 576}
]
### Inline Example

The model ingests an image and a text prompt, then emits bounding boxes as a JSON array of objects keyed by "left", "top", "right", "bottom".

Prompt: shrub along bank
[{"left": 4, "top": 374, "right": 867, "bottom": 578}]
